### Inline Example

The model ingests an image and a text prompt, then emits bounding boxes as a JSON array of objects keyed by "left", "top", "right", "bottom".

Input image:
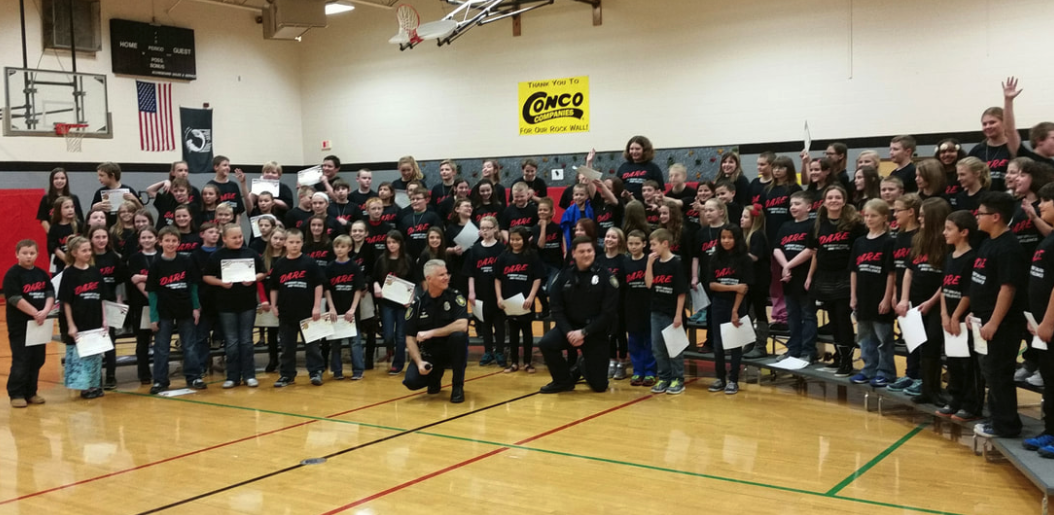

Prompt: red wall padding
[{"left": 0, "top": 189, "right": 50, "bottom": 287}]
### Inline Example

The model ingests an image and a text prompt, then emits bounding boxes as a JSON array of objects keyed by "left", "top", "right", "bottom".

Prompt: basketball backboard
[{"left": 3, "top": 67, "right": 112, "bottom": 138}]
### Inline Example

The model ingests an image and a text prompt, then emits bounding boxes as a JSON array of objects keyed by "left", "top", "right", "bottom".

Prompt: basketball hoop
[
  {"left": 394, "top": 4, "right": 421, "bottom": 45},
  {"left": 55, "top": 123, "right": 89, "bottom": 153}
]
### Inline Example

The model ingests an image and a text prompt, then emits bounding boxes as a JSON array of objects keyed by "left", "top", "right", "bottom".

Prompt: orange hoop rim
[{"left": 55, "top": 123, "right": 89, "bottom": 136}]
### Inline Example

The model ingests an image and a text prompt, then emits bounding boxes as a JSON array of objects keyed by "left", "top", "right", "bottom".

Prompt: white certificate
[
  {"left": 662, "top": 323, "right": 690, "bottom": 357},
  {"left": 968, "top": 316, "right": 988, "bottom": 355},
  {"left": 943, "top": 323, "right": 970, "bottom": 358},
  {"left": 771, "top": 356, "right": 811, "bottom": 370},
  {"left": 690, "top": 283, "right": 710, "bottom": 313},
  {"left": 453, "top": 222, "right": 479, "bottom": 250},
  {"left": 330, "top": 318, "right": 358, "bottom": 339},
  {"left": 1024, "top": 312, "right": 1049, "bottom": 351},
  {"left": 221, "top": 258, "right": 257, "bottom": 283},
  {"left": 297, "top": 165, "right": 323, "bottom": 187},
  {"left": 25, "top": 319, "right": 55, "bottom": 346},
  {"left": 251, "top": 178, "right": 280, "bottom": 197},
  {"left": 381, "top": 275, "right": 416, "bottom": 306},
  {"left": 472, "top": 300, "right": 485, "bottom": 322},
  {"left": 102, "top": 189, "right": 130, "bottom": 212},
  {"left": 103, "top": 300, "right": 129, "bottom": 329},
  {"left": 393, "top": 190, "right": 411, "bottom": 208},
  {"left": 575, "top": 166, "right": 602, "bottom": 182},
  {"left": 897, "top": 307, "right": 927, "bottom": 353},
  {"left": 300, "top": 316, "right": 334, "bottom": 343},
  {"left": 803, "top": 120, "right": 812, "bottom": 152},
  {"left": 358, "top": 293, "right": 376, "bottom": 320},
  {"left": 250, "top": 216, "right": 263, "bottom": 238},
  {"left": 720, "top": 315, "right": 756, "bottom": 350},
  {"left": 140, "top": 306, "right": 152, "bottom": 330},
  {"left": 255, "top": 306, "right": 279, "bottom": 328},
  {"left": 502, "top": 293, "right": 530, "bottom": 317},
  {"left": 76, "top": 328, "right": 114, "bottom": 357}
]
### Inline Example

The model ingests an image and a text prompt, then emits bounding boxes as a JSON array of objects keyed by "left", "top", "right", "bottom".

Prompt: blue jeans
[
  {"left": 156, "top": 317, "right": 200, "bottom": 384},
  {"left": 787, "top": 292, "right": 817, "bottom": 359},
  {"left": 857, "top": 319, "right": 895, "bottom": 380},
  {"left": 218, "top": 310, "right": 257, "bottom": 382},
  {"left": 332, "top": 335, "right": 364, "bottom": 376},
  {"left": 628, "top": 329, "right": 656, "bottom": 377},
  {"left": 381, "top": 304, "right": 407, "bottom": 371},
  {"left": 650, "top": 312, "right": 684, "bottom": 382}
]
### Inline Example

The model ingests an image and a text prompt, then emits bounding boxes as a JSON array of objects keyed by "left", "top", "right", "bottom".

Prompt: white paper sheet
[
  {"left": 76, "top": 328, "right": 114, "bottom": 357},
  {"left": 25, "top": 319, "right": 55, "bottom": 346},
  {"left": 300, "top": 316, "right": 334, "bottom": 343},
  {"left": 897, "top": 307, "right": 927, "bottom": 353},
  {"left": 103, "top": 300, "right": 129, "bottom": 329},
  {"left": 968, "top": 316, "right": 987, "bottom": 355},
  {"left": 771, "top": 356, "right": 811, "bottom": 370},
  {"left": 297, "top": 165, "right": 323, "bottom": 187},
  {"left": 720, "top": 315, "right": 756, "bottom": 350},
  {"left": 689, "top": 283, "right": 710, "bottom": 313},
  {"left": 102, "top": 188, "right": 131, "bottom": 212},
  {"left": 502, "top": 293, "right": 530, "bottom": 316},
  {"left": 574, "top": 165, "right": 602, "bottom": 182},
  {"left": 393, "top": 190, "right": 411, "bottom": 208},
  {"left": 140, "top": 306, "right": 152, "bottom": 330},
  {"left": 51, "top": 270, "right": 63, "bottom": 295},
  {"left": 943, "top": 323, "right": 970, "bottom": 358},
  {"left": 221, "top": 258, "right": 257, "bottom": 283},
  {"left": 157, "top": 388, "right": 196, "bottom": 397},
  {"left": 330, "top": 318, "right": 358, "bottom": 339},
  {"left": 250, "top": 216, "right": 263, "bottom": 238},
  {"left": 255, "top": 307, "right": 279, "bottom": 328},
  {"left": 381, "top": 275, "right": 416, "bottom": 306},
  {"left": 803, "top": 120, "right": 811, "bottom": 152},
  {"left": 662, "top": 323, "right": 690, "bottom": 357},
  {"left": 1024, "top": 311, "right": 1049, "bottom": 351},
  {"left": 358, "top": 293, "right": 376, "bottom": 320},
  {"left": 453, "top": 222, "right": 479, "bottom": 250},
  {"left": 251, "top": 178, "right": 280, "bottom": 196},
  {"left": 472, "top": 300, "right": 485, "bottom": 322}
]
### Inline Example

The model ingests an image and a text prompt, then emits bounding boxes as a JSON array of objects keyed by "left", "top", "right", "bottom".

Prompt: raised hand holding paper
[
  {"left": 251, "top": 178, "right": 279, "bottom": 196},
  {"left": 574, "top": 166, "right": 602, "bottom": 182},
  {"left": 297, "top": 165, "right": 323, "bottom": 187}
]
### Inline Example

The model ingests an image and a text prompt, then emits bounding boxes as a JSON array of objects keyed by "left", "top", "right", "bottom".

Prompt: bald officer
[
  {"left": 539, "top": 236, "right": 619, "bottom": 393},
  {"left": 404, "top": 259, "right": 469, "bottom": 403}
]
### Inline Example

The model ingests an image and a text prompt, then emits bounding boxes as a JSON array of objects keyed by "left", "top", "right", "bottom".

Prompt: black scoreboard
[{"left": 110, "top": 19, "right": 196, "bottom": 80}]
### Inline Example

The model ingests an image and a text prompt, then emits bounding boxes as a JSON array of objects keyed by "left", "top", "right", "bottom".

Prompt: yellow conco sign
[{"left": 518, "top": 76, "right": 590, "bottom": 136}]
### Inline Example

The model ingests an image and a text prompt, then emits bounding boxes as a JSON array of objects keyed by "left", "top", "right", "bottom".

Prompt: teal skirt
[{"left": 64, "top": 345, "right": 102, "bottom": 390}]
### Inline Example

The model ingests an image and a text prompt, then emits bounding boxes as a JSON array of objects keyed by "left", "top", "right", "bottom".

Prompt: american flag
[{"left": 136, "top": 80, "right": 175, "bottom": 152}]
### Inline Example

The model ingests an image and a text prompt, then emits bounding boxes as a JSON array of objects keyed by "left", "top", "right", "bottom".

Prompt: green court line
[{"left": 825, "top": 422, "right": 928, "bottom": 496}]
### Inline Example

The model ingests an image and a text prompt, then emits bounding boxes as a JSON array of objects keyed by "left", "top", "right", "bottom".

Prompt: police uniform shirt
[
  {"left": 405, "top": 289, "right": 469, "bottom": 355},
  {"left": 551, "top": 263, "right": 619, "bottom": 338}
]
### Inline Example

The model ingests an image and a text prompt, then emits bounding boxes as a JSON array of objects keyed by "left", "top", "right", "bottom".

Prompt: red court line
[
  {"left": 323, "top": 386, "right": 677, "bottom": 514},
  {"left": 0, "top": 369, "right": 504, "bottom": 506}
]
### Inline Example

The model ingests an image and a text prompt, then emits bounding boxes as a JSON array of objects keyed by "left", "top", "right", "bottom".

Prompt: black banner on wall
[
  {"left": 110, "top": 19, "right": 196, "bottom": 80},
  {"left": 180, "top": 107, "right": 213, "bottom": 174}
]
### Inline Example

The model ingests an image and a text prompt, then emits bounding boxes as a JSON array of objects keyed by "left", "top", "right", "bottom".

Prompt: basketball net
[
  {"left": 56, "top": 123, "right": 87, "bottom": 153},
  {"left": 397, "top": 4, "right": 422, "bottom": 44}
]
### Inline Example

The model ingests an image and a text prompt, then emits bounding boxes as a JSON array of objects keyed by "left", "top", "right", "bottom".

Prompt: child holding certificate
[
  {"left": 59, "top": 236, "right": 107, "bottom": 400},
  {"left": 706, "top": 225, "right": 753, "bottom": 395},
  {"left": 4, "top": 240, "right": 55, "bottom": 408},
  {"left": 325, "top": 235, "right": 366, "bottom": 380},
  {"left": 269, "top": 228, "right": 326, "bottom": 387},
  {"left": 204, "top": 224, "right": 266, "bottom": 389}
]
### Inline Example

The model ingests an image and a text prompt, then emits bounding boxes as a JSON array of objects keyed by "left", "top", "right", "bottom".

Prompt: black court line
[{"left": 133, "top": 390, "right": 541, "bottom": 515}]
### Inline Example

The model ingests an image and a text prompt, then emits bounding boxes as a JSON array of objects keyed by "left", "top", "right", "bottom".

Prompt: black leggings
[
  {"left": 609, "top": 307, "right": 628, "bottom": 360},
  {"left": 507, "top": 314, "right": 534, "bottom": 365},
  {"left": 826, "top": 298, "right": 854, "bottom": 353},
  {"left": 479, "top": 300, "right": 505, "bottom": 355}
]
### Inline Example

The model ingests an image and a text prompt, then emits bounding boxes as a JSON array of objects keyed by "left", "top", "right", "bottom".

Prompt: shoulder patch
[
  {"left": 609, "top": 275, "right": 619, "bottom": 288},
  {"left": 455, "top": 295, "right": 466, "bottom": 307},
  {"left": 405, "top": 306, "right": 414, "bottom": 320}
]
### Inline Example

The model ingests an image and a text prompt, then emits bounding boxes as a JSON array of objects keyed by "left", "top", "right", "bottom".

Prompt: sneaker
[
  {"left": 539, "top": 382, "right": 575, "bottom": 394},
  {"left": 191, "top": 379, "right": 207, "bottom": 390},
  {"left": 81, "top": 388, "right": 104, "bottom": 399},
  {"left": 149, "top": 383, "right": 167, "bottom": 395},
  {"left": 886, "top": 377, "right": 915, "bottom": 392},
  {"left": 951, "top": 410, "right": 982, "bottom": 423},
  {"left": 834, "top": 365, "right": 854, "bottom": 378},
  {"left": 666, "top": 380, "right": 685, "bottom": 395},
  {"left": 642, "top": 376, "right": 657, "bottom": 387},
  {"left": 27, "top": 395, "right": 45, "bottom": 405},
  {"left": 310, "top": 374, "right": 323, "bottom": 386},
  {"left": 1014, "top": 366, "right": 1033, "bottom": 382},
  {"left": 222, "top": 380, "right": 237, "bottom": 389},
  {"left": 725, "top": 381, "right": 739, "bottom": 395},
  {"left": 274, "top": 376, "right": 295, "bottom": 388},
  {"left": 903, "top": 379, "right": 923, "bottom": 396},
  {"left": 1028, "top": 371, "right": 1045, "bottom": 387},
  {"left": 629, "top": 375, "right": 643, "bottom": 386},
  {"left": 935, "top": 405, "right": 957, "bottom": 417},
  {"left": 650, "top": 380, "right": 669, "bottom": 394},
  {"left": 388, "top": 367, "right": 401, "bottom": 376},
  {"left": 479, "top": 352, "right": 494, "bottom": 366},
  {"left": 743, "top": 346, "right": 768, "bottom": 359},
  {"left": 246, "top": 378, "right": 259, "bottom": 388},
  {"left": 698, "top": 344, "right": 715, "bottom": 355},
  {"left": 351, "top": 374, "right": 364, "bottom": 380},
  {"left": 10, "top": 398, "right": 27, "bottom": 408},
  {"left": 495, "top": 352, "right": 507, "bottom": 368},
  {"left": 973, "top": 422, "right": 998, "bottom": 438},
  {"left": 614, "top": 362, "right": 627, "bottom": 380},
  {"left": 333, "top": 373, "right": 345, "bottom": 381},
  {"left": 104, "top": 376, "right": 118, "bottom": 390},
  {"left": 869, "top": 377, "right": 891, "bottom": 388},
  {"left": 607, "top": 361, "right": 617, "bottom": 379},
  {"left": 849, "top": 373, "right": 870, "bottom": 385},
  {"left": 708, "top": 379, "right": 726, "bottom": 393},
  {"left": 1023, "top": 434, "right": 1054, "bottom": 451},
  {"left": 1039, "top": 445, "right": 1054, "bottom": 459}
]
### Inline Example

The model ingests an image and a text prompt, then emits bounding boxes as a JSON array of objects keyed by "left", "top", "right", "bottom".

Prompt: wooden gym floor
[{"left": 0, "top": 310, "right": 1043, "bottom": 515}]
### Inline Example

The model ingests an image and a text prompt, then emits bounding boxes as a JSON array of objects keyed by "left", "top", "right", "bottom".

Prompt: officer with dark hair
[
  {"left": 403, "top": 259, "right": 470, "bottom": 403},
  {"left": 539, "top": 236, "right": 619, "bottom": 393}
]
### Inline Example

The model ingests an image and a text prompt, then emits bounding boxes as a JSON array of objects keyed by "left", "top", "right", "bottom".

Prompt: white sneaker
[
  {"left": 246, "top": 378, "right": 259, "bottom": 388},
  {"left": 222, "top": 380, "right": 236, "bottom": 389},
  {"left": 1027, "top": 371, "right": 1045, "bottom": 387},
  {"left": 1014, "top": 367, "right": 1032, "bottom": 382}
]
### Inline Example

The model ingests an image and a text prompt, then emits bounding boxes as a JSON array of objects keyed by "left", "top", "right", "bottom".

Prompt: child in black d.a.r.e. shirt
[
  {"left": 148, "top": 228, "right": 203, "bottom": 393},
  {"left": 645, "top": 229, "right": 688, "bottom": 394},
  {"left": 59, "top": 236, "right": 107, "bottom": 399},
  {"left": 939, "top": 211, "right": 981, "bottom": 421},
  {"left": 494, "top": 227, "right": 542, "bottom": 373},
  {"left": 4, "top": 240, "right": 56, "bottom": 407},
  {"left": 623, "top": 231, "right": 655, "bottom": 385},
  {"left": 772, "top": 192, "right": 815, "bottom": 361},
  {"left": 269, "top": 230, "right": 326, "bottom": 387},
  {"left": 463, "top": 217, "right": 506, "bottom": 367},
  {"left": 849, "top": 201, "right": 896, "bottom": 386},
  {"left": 707, "top": 225, "right": 753, "bottom": 394}
]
